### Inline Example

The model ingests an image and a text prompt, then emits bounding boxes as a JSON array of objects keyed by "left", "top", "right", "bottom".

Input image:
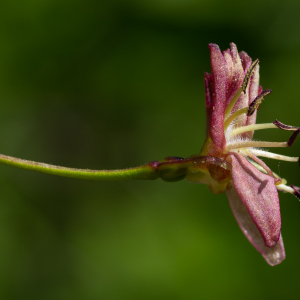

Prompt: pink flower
[{"left": 158, "top": 43, "right": 300, "bottom": 266}]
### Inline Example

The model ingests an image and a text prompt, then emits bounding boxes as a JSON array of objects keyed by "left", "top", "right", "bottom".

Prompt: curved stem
[{"left": 0, "top": 153, "right": 159, "bottom": 180}]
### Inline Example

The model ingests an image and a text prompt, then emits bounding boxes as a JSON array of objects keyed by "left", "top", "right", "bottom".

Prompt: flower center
[{"left": 223, "top": 64, "right": 300, "bottom": 198}]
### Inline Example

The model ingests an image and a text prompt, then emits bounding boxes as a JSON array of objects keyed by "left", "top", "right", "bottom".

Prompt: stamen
[
  {"left": 224, "top": 107, "right": 248, "bottom": 130},
  {"left": 288, "top": 129, "right": 300, "bottom": 147},
  {"left": 242, "top": 58, "right": 259, "bottom": 93},
  {"left": 250, "top": 149, "right": 299, "bottom": 162},
  {"left": 230, "top": 123, "right": 278, "bottom": 137},
  {"left": 273, "top": 119, "right": 300, "bottom": 131},
  {"left": 224, "top": 59, "right": 259, "bottom": 120},
  {"left": 245, "top": 150, "right": 281, "bottom": 184},
  {"left": 226, "top": 141, "right": 288, "bottom": 151},
  {"left": 247, "top": 89, "right": 272, "bottom": 116},
  {"left": 248, "top": 160, "right": 286, "bottom": 183}
]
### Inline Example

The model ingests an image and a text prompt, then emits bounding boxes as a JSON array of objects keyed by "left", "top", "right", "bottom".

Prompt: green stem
[{"left": 0, "top": 153, "right": 159, "bottom": 180}]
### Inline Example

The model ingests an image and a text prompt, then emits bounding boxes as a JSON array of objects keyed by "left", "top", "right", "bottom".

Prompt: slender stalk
[{"left": 0, "top": 153, "right": 159, "bottom": 180}]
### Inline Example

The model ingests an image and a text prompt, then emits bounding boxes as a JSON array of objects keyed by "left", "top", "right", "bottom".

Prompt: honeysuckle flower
[
  {"left": 1, "top": 42, "right": 299, "bottom": 267},
  {"left": 157, "top": 43, "right": 300, "bottom": 266}
]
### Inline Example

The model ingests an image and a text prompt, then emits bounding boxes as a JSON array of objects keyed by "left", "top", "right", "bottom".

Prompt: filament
[
  {"left": 226, "top": 141, "right": 288, "bottom": 151},
  {"left": 250, "top": 149, "right": 299, "bottom": 162},
  {"left": 224, "top": 87, "right": 243, "bottom": 120},
  {"left": 230, "top": 123, "right": 278, "bottom": 136},
  {"left": 276, "top": 184, "right": 295, "bottom": 194},
  {"left": 224, "top": 107, "right": 248, "bottom": 130}
]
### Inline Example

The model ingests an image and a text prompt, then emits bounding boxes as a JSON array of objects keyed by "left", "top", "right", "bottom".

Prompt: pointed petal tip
[
  {"left": 208, "top": 44, "right": 222, "bottom": 55},
  {"left": 229, "top": 43, "right": 238, "bottom": 56},
  {"left": 209, "top": 42, "right": 237, "bottom": 51},
  {"left": 208, "top": 43, "right": 219, "bottom": 49}
]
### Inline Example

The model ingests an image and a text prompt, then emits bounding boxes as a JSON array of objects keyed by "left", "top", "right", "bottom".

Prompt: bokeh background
[{"left": 0, "top": 0, "right": 300, "bottom": 299}]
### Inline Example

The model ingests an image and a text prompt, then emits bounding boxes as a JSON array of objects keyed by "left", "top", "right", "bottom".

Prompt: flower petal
[
  {"left": 223, "top": 49, "right": 234, "bottom": 83},
  {"left": 208, "top": 43, "right": 229, "bottom": 149},
  {"left": 239, "top": 51, "right": 252, "bottom": 72},
  {"left": 204, "top": 72, "right": 213, "bottom": 136},
  {"left": 226, "top": 185, "right": 285, "bottom": 266},
  {"left": 226, "top": 43, "right": 244, "bottom": 110},
  {"left": 208, "top": 43, "right": 254, "bottom": 147},
  {"left": 229, "top": 153, "right": 281, "bottom": 247}
]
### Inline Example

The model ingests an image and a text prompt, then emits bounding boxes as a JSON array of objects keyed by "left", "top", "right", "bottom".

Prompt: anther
[
  {"left": 291, "top": 185, "right": 300, "bottom": 200},
  {"left": 225, "top": 58, "right": 259, "bottom": 119},
  {"left": 247, "top": 89, "right": 272, "bottom": 116},
  {"left": 242, "top": 58, "right": 259, "bottom": 93},
  {"left": 288, "top": 129, "right": 300, "bottom": 147},
  {"left": 292, "top": 185, "right": 300, "bottom": 191},
  {"left": 273, "top": 119, "right": 300, "bottom": 131}
]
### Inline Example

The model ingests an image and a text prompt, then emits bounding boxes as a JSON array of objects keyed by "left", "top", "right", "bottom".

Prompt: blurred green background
[{"left": 0, "top": 0, "right": 300, "bottom": 299}]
